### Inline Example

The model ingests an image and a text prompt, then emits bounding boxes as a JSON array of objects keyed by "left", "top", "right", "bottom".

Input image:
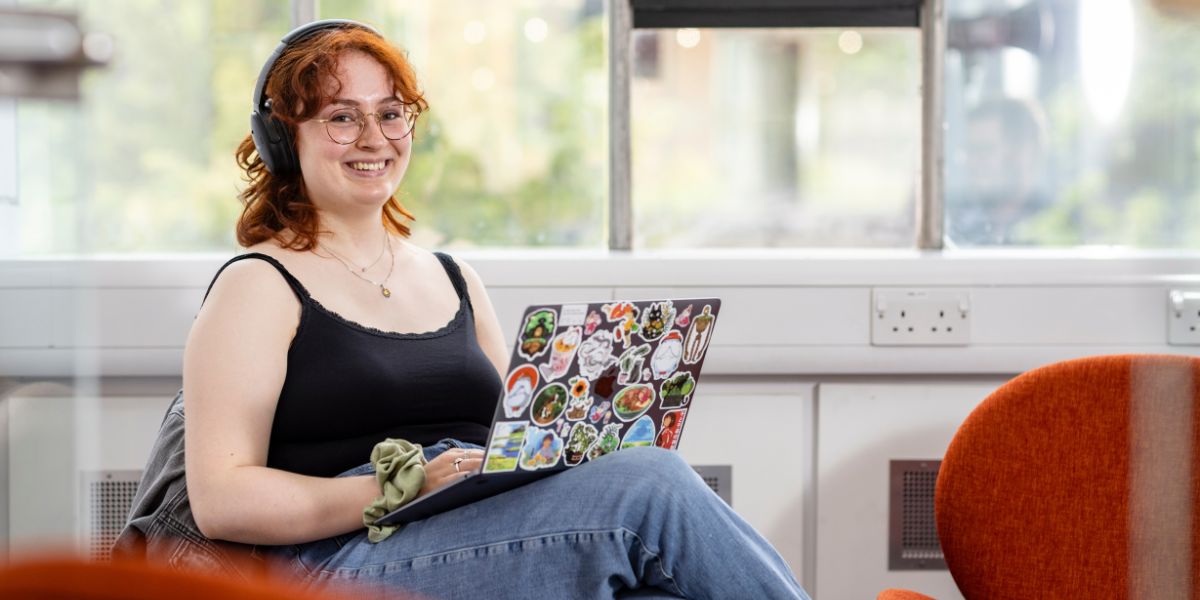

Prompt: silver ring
[{"left": 453, "top": 457, "right": 465, "bottom": 472}]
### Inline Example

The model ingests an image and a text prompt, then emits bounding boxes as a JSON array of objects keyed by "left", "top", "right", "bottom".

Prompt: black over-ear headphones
[{"left": 250, "top": 19, "right": 383, "bottom": 176}]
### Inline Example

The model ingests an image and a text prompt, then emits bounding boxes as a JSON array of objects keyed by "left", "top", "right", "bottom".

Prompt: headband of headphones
[{"left": 250, "top": 19, "right": 383, "bottom": 175}]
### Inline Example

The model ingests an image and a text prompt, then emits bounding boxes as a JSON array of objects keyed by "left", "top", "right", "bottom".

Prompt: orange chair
[
  {"left": 879, "top": 354, "right": 1200, "bottom": 600},
  {"left": 0, "top": 554, "right": 422, "bottom": 600}
]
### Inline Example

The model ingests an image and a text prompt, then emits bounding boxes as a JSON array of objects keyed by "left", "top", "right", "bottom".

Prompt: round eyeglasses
[{"left": 312, "top": 104, "right": 416, "bottom": 145}]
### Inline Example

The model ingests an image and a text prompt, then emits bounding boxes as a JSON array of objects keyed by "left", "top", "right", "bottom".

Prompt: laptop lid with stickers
[{"left": 482, "top": 298, "right": 721, "bottom": 474}]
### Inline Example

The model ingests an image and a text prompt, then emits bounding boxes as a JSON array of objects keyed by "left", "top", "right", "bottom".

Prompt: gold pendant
[{"left": 381, "top": 286, "right": 392, "bottom": 298}]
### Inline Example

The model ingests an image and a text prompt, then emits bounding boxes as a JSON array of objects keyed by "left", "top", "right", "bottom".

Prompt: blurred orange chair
[
  {"left": 0, "top": 554, "right": 421, "bottom": 600},
  {"left": 879, "top": 354, "right": 1200, "bottom": 600}
]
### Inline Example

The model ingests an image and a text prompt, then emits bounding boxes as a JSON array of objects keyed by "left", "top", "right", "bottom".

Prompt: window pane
[
  {"left": 320, "top": 1, "right": 609, "bottom": 249},
  {"left": 944, "top": 0, "right": 1200, "bottom": 248},
  {"left": 631, "top": 28, "right": 920, "bottom": 249},
  {"left": 15, "top": 0, "right": 290, "bottom": 255}
]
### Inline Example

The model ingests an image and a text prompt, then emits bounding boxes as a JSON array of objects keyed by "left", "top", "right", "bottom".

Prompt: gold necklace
[
  {"left": 350, "top": 230, "right": 388, "bottom": 273},
  {"left": 324, "top": 235, "right": 395, "bottom": 298}
]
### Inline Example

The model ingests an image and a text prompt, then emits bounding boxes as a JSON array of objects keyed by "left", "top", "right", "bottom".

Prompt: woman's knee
[{"left": 598, "top": 447, "right": 702, "bottom": 491}]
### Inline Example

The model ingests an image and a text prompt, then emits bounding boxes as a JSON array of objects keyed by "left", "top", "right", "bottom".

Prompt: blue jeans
[{"left": 258, "top": 440, "right": 809, "bottom": 600}]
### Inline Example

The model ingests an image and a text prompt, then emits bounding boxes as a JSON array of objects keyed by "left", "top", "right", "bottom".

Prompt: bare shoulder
[
  {"left": 439, "top": 250, "right": 486, "bottom": 286},
  {"left": 204, "top": 254, "right": 296, "bottom": 310},
  {"left": 197, "top": 246, "right": 303, "bottom": 338}
]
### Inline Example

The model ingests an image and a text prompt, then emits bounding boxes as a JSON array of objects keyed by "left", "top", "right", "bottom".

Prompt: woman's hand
[{"left": 419, "top": 448, "right": 485, "bottom": 496}]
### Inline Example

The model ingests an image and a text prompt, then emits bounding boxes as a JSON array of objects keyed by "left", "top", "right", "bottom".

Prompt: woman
[{"left": 180, "top": 19, "right": 807, "bottom": 600}]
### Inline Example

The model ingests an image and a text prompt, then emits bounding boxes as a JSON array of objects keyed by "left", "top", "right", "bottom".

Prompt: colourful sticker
[
  {"left": 612, "top": 384, "right": 656, "bottom": 422},
  {"left": 602, "top": 302, "right": 637, "bottom": 323},
  {"left": 604, "top": 303, "right": 641, "bottom": 349},
  {"left": 650, "top": 330, "right": 683, "bottom": 380},
  {"left": 682, "top": 304, "right": 716, "bottom": 364},
  {"left": 538, "top": 326, "right": 583, "bottom": 382},
  {"left": 584, "top": 310, "right": 603, "bottom": 335},
  {"left": 638, "top": 301, "right": 677, "bottom": 342},
  {"left": 587, "top": 400, "right": 611, "bottom": 424},
  {"left": 588, "top": 423, "right": 623, "bottom": 461},
  {"left": 659, "top": 371, "right": 696, "bottom": 409},
  {"left": 577, "top": 330, "right": 618, "bottom": 380},
  {"left": 557, "top": 419, "right": 571, "bottom": 438},
  {"left": 483, "top": 421, "right": 528, "bottom": 473},
  {"left": 519, "top": 427, "right": 563, "bottom": 470},
  {"left": 617, "top": 344, "right": 652, "bottom": 385},
  {"left": 621, "top": 415, "right": 657, "bottom": 449},
  {"left": 675, "top": 304, "right": 693, "bottom": 328},
  {"left": 564, "top": 376, "right": 592, "bottom": 421},
  {"left": 503, "top": 364, "right": 539, "bottom": 418},
  {"left": 655, "top": 409, "right": 687, "bottom": 450},
  {"left": 563, "top": 422, "right": 600, "bottom": 466},
  {"left": 518, "top": 308, "right": 558, "bottom": 361},
  {"left": 530, "top": 382, "right": 570, "bottom": 426},
  {"left": 559, "top": 304, "right": 588, "bottom": 327}
]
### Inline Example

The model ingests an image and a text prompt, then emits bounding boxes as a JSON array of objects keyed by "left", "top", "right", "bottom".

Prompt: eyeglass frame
[{"left": 311, "top": 104, "right": 418, "bottom": 145}]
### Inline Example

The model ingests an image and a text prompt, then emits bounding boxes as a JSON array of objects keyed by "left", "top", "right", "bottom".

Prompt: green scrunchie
[{"left": 362, "top": 438, "right": 427, "bottom": 543}]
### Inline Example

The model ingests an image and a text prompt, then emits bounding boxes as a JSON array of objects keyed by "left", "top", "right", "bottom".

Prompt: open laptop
[{"left": 375, "top": 298, "right": 722, "bottom": 526}]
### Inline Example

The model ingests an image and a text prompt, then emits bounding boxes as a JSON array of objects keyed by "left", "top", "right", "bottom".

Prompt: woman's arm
[
  {"left": 454, "top": 257, "right": 510, "bottom": 377},
  {"left": 183, "top": 259, "right": 377, "bottom": 545}
]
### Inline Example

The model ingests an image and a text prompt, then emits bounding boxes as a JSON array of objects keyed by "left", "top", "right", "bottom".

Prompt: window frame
[
  {"left": 9, "top": 1, "right": 1200, "bottom": 255},
  {"left": 612, "top": 0, "right": 943, "bottom": 250}
]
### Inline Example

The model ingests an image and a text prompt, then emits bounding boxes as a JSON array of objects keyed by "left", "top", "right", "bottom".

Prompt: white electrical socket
[
  {"left": 871, "top": 288, "right": 971, "bottom": 346},
  {"left": 1167, "top": 290, "right": 1200, "bottom": 345}
]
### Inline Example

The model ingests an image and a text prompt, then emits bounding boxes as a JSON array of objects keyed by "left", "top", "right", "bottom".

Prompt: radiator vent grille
[
  {"left": 888, "top": 460, "right": 946, "bottom": 570},
  {"left": 692, "top": 465, "right": 732, "bottom": 506},
  {"left": 81, "top": 470, "right": 141, "bottom": 562}
]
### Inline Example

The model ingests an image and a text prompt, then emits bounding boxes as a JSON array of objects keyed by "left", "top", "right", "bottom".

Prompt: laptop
[{"left": 374, "top": 298, "right": 722, "bottom": 526}]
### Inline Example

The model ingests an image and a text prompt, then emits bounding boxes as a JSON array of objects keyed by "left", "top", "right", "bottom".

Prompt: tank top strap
[
  {"left": 432, "top": 252, "right": 472, "bottom": 311},
  {"left": 202, "top": 252, "right": 310, "bottom": 306}
]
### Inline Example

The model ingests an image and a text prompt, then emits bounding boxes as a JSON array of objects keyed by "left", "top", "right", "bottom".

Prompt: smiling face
[{"left": 295, "top": 51, "right": 413, "bottom": 213}]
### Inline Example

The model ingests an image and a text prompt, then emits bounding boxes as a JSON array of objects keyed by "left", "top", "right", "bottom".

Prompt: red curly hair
[{"left": 235, "top": 26, "right": 428, "bottom": 251}]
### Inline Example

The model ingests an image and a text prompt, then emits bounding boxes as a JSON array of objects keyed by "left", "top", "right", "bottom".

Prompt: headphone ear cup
[
  {"left": 272, "top": 117, "right": 298, "bottom": 175},
  {"left": 250, "top": 111, "right": 299, "bottom": 176}
]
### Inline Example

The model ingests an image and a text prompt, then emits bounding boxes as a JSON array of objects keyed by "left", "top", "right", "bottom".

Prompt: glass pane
[
  {"left": 320, "top": 0, "right": 608, "bottom": 249},
  {"left": 15, "top": 0, "right": 290, "bottom": 254},
  {"left": 944, "top": 0, "right": 1200, "bottom": 248},
  {"left": 631, "top": 28, "right": 920, "bottom": 249}
]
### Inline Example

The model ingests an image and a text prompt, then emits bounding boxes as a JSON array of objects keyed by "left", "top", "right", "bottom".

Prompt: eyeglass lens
[{"left": 325, "top": 105, "right": 414, "bottom": 144}]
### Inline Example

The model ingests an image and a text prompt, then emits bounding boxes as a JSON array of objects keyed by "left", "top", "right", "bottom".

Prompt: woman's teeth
[{"left": 349, "top": 161, "right": 387, "bottom": 171}]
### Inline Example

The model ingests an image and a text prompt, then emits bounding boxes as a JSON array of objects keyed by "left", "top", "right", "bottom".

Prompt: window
[
  {"left": 9, "top": 0, "right": 1200, "bottom": 254},
  {"left": 12, "top": 0, "right": 607, "bottom": 254},
  {"left": 943, "top": 0, "right": 1200, "bottom": 248},
  {"left": 319, "top": 0, "right": 609, "bottom": 249},
  {"left": 15, "top": 0, "right": 290, "bottom": 254},
  {"left": 630, "top": 27, "right": 920, "bottom": 248}
]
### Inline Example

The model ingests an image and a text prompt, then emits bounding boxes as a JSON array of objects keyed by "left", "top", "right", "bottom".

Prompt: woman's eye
[
  {"left": 381, "top": 109, "right": 403, "bottom": 121},
  {"left": 329, "top": 112, "right": 357, "bottom": 123}
]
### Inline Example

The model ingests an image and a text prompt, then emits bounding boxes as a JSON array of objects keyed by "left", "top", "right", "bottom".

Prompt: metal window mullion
[
  {"left": 291, "top": 0, "right": 317, "bottom": 27},
  {"left": 609, "top": 0, "right": 633, "bottom": 251},
  {"left": 918, "top": 0, "right": 945, "bottom": 250}
]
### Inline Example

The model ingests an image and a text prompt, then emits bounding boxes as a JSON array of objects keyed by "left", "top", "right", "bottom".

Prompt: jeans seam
[
  {"left": 317, "top": 527, "right": 631, "bottom": 578},
  {"left": 621, "top": 527, "right": 688, "bottom": 599},
  {"left": 315, "top": 527, "right": 691, "bottom": 598}
]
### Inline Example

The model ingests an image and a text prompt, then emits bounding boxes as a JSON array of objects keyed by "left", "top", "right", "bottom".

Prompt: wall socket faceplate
[
  {"left": 871, "top": 288, "right": 971, "bottom": 346},
  {"left": 1168, "top": 290, "right": 1200, "bottom": 345}
]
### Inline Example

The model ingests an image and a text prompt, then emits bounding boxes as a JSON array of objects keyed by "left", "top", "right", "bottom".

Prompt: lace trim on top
[
  {"left": 231, "top": 251, "right": 469, "bottom": 341},
  {"left": 305, "top": 295, "right": 467, "bottom": 340}
]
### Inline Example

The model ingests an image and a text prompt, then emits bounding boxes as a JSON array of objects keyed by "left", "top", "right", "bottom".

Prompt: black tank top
[{"left": 202, "top": 252, "right": 502, "bottom": 477}]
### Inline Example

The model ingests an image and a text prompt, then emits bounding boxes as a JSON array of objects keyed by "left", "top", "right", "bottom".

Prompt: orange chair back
[{"left": 936, "top": 354, "right": 1200, "bottom": 599}]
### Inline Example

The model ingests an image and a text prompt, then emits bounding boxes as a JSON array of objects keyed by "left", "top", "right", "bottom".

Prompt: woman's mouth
[{"left": 344, "top": 159, "right": 392, "bottom": 177}]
